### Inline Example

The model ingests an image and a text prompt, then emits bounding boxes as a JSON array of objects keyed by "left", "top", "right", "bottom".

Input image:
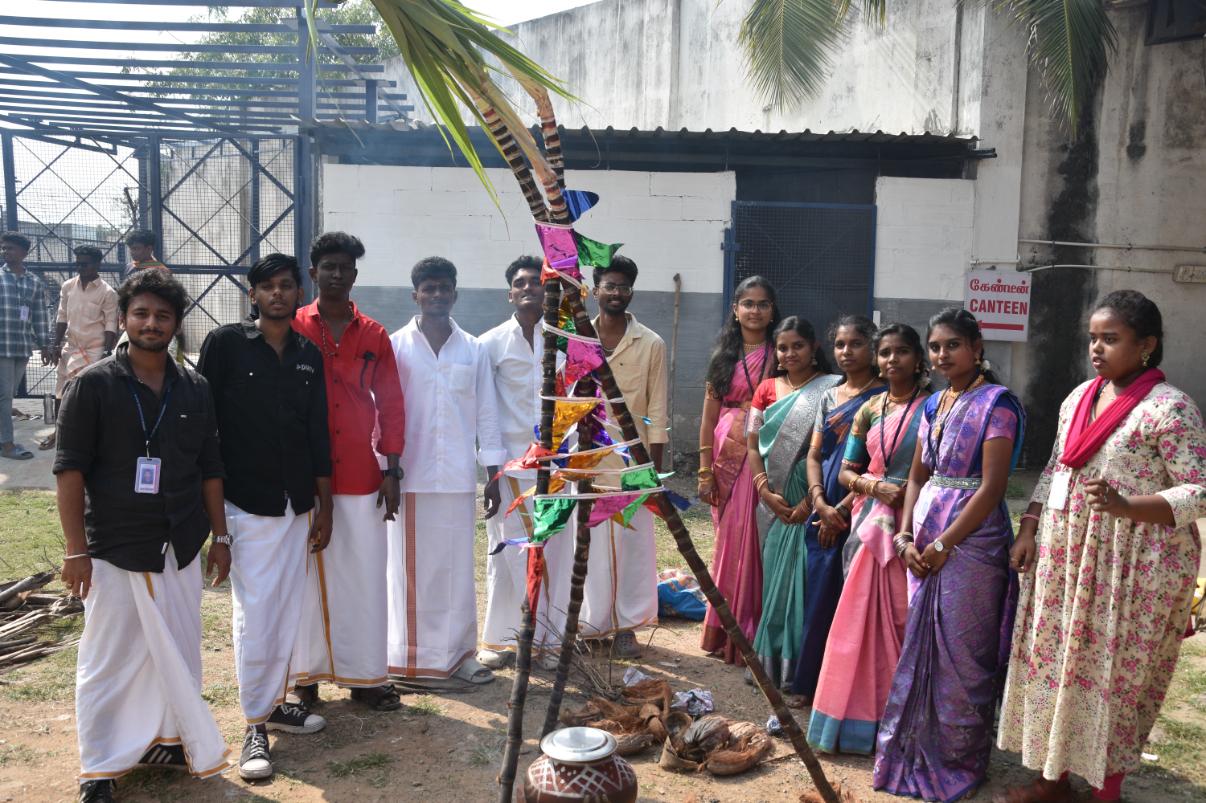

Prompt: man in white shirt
[
  {"left": 477, "top": 256, "right": 572, "bottom": 670},
  {"left": 580, "top": 256, "right": 669, "bottom": 658},
  {"left": 386, "top": 257, "right": 505, "bottom": 685}
]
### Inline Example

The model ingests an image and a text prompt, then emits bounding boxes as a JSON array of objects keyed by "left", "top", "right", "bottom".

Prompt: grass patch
[
  {"left": 1144, "top": 716, "right": 1206, "bottom": 784},
  {"left": 1005, "top": 478, "right": 1028, "bottom": 500},
  {"left": 406, "top": 695, "right": 442, "bottom": 716},
  {"left": 0, "top": 490, "right": 64, "bottom": 586},
  {"left": 327, "top": 751, "right": 393, "bottom": 787},
  {"left": 466, "top": 736, "right": 504, "bottom": 767},
  {"left": 0, "top": 640, "right": 79, "bottom": 703},
  {"left": 201, "top": 682, "right": 240, "bottom": 708},
  {"left": 0, "top": 743, "right": 40, "bottom": 766}
]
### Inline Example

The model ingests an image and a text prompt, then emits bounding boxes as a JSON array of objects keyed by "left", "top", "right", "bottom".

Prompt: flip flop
[
  {"left": 349, "top": 684, "right": 401, "bottom": 711},
  {"left": 452, "top": 657, "right": 495, "bottom": 685},
  {"left": 1, "top": 444, "right": 33, "bottom": 460},
  {"left": 38, "top": 434, "right": 55, "bottom": 450}
]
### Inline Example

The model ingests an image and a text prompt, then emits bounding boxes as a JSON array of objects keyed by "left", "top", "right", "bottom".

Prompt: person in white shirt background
[
  {"left": 477, "top": 256, "right": 572, "bottom": 671},
  {"left": 386, "top": 256, "right": 506, "bottom": 686}
]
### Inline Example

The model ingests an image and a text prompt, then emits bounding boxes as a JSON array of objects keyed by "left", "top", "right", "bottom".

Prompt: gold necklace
[
  {"left": 743, "top": 340, "right": 765, "bottom": 353},
  {"left": 843, "top": 376, "right": 879, "bottom": 401},
  {"left": 784, "top": 369, "right": 819, "bottom": 391},
  {"left": 887, "top": 385, "right": 918, "bottom": 404}
]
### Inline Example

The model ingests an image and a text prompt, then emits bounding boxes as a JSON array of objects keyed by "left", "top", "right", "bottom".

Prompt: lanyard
[{"left": 124, "top": 377, "right": 173, "bottom": 457}]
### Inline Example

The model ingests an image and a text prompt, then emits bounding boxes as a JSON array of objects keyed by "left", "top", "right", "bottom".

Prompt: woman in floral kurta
[{"left": 996, "top": 291, "right": 1206, "bottom": 802}]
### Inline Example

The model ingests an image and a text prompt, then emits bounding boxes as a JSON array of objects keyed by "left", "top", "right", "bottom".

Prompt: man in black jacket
[
  {"left": 198, "top": 254, "right": 333, "bottom": 781},
  {"left": 56, "top": 269, "right": 232, "bottom": 803}
]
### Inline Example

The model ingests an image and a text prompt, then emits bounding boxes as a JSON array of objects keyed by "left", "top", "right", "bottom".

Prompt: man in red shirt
[{"left": 291, "top": 232, "right": 406, "bottom": 711}]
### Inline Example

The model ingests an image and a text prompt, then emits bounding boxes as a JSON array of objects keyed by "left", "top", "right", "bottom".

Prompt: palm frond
[
  {"left": 306, "top": 0, "right": 571, "bottom": 200},
  {"left": 995, "top": 0, "right": 1117, "bottom": 133},
  {"left": 739, "top": 0, "right": 845, "bottom": 111},
  {"left": 836, "top": 0, "right": 887, "bottom": 26}
]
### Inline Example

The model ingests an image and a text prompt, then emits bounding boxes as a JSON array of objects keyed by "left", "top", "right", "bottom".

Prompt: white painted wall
[
  {"left": 874, "top": 176, "right": 975, "bottom": 302},
  {"left": 321, "top": 164, "right": 735, "bottom": 293}
]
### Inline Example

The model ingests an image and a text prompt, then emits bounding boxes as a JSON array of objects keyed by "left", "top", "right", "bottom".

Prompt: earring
[
  {"left": 1142, "top": 352, "right": 1150, "bottom": 367},
  {"left": 811, "top": 357, "right": 817, "bottom": 366}
]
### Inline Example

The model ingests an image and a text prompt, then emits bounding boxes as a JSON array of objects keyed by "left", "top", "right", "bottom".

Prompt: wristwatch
[
  {"left": 212, "top": 534, "right": 232, "bottom": 546},
  {"left": 933, "top": 539, "right": 945, "bottom": 553},
  {"left": 382, "top": 466, "right": 404, "bottom": 481}
]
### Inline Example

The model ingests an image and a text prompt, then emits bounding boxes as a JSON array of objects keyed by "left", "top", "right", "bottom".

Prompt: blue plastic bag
[{"left": 657, "top": 577, "right": 707, "bottom": 621}]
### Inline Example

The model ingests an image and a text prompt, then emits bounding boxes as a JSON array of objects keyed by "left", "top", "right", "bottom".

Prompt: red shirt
[{"left": 293, "top": 300, "right": 406, "bottom": 495}]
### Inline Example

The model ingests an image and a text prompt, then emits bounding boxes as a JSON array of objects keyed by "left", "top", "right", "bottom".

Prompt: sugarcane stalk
[
  {"left": 497, "top": 277, "right": 564, "bottom": 803},
  {"left": 469, "top": 93, "right": 550, "bottom": 223},
  {"left": 564, "top": 294, "right": 841, "bottom": 803},
  {"left": 540, "top": 344, "right": 596, "bottom": 737}
]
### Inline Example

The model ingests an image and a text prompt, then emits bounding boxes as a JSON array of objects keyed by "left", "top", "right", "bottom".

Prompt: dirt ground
[{"left": 0, "top": 458, "right": 1203, "bottom": 802}]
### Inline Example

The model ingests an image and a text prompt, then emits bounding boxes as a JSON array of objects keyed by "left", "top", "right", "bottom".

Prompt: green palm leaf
[
  {"left": 993, "top": 0, "right": 1116, "bottom": 133},
  {"left": 306, "top": 0, "right": 571, "bottom": 199},
  {"left": 739, "top": 0, "right": 846, "bottom": 110}
]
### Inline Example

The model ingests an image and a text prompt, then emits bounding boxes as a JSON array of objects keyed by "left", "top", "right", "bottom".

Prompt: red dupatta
[{"left": 1059, "top": 368, "right": 1165, "bottom": 469}]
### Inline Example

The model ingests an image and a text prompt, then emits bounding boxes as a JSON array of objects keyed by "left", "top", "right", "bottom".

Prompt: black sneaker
[
  {"left": 137, "top": 743, "right": 186, "bottom": 769},
  {"left": 266, "top": 701, "right": 326, "bottom": 734},
  {"left": 79, "top": 780, "right": 115, "bottom": 803},
  {"left": 238, "top": 728, "right": 272, "bottom": 781}
]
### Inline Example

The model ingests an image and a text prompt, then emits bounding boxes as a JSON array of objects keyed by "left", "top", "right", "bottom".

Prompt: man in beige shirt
[
  {"left": 42, "top": 246, "right": 118, "bottom": 449},
  {"left": 580, "top": 255, "right": 669, "bottom": 658}
]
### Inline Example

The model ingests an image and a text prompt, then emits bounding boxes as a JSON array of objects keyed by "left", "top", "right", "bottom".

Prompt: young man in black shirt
[
  {"left": 55, "top": 270, "right": 232, "bottom": 803},
  {"left": 198, "top": 254, "right": 332, "bottom": 780}
]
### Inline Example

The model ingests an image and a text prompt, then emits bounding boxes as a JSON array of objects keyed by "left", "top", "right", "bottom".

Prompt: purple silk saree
[{"left": 873, "top": 383, "right": 1024, "bottom": 802}]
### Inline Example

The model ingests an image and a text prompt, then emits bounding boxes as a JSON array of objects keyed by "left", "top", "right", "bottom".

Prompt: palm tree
[{"left": 741, "top": 0, "right": 1117, "bottom": 133}]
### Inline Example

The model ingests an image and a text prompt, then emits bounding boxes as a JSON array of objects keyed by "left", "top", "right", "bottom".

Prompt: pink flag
[
  {"left": 586, "top": 492, "right": 645, "bottom": 527},
  {"left": 563, "top": 338, "right": 605, "bottom": 385}
]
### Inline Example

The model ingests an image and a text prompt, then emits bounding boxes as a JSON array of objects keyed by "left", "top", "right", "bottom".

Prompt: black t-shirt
[
  {"left": 53, "top": 344, "right": 224, "bottom": 572},
  {"left": 198, "top": 321, "right": 331, "bottom": 517}
]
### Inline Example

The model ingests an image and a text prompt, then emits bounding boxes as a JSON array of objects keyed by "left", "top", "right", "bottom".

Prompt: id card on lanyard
[{"left": 126, "top": 378, "right": 172, "bottom": 495}]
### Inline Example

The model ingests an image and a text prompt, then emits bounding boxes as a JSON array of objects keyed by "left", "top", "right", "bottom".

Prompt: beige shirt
[
  {"left": 57, "top": 276, "right": 118, "bottom": 353},
  {"left": 594, "top": 312, "right": 669, "bottom": 449}
]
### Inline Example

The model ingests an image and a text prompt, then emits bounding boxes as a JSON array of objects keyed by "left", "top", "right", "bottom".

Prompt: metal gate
[
  {"left": 0, "top": 131, "right": 298, "bottom": 397},
  {"left": 724, "top": 201, "right": 876, "bottom": 339}
]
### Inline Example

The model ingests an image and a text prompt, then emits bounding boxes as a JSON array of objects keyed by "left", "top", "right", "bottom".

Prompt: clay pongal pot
[{"left": 522, "top": 726, "right": 638, "bottom": 803}]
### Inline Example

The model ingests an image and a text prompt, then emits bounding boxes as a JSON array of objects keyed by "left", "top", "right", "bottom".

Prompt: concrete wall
[
  {"left": 384, "top": 0, "right": 978, "bottom": 136},
  {"left": 321, "top": 162, "right": 735, "bottom": 467},
  {"left": 1016, "top": 5, "right": 1206, "bottom": 460}
]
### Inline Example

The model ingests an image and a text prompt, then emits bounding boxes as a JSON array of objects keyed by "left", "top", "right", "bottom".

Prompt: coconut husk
[
  {"left": 659, "top": 716, "right": 775, "bottom": 778},
  {"left": 558, "top": 694, "right": 666, "bottom": 756},
  {"left": 678, "top": 714, "right": 731, "bottom": 763},
  {"left": 703, "top": 729, "right": 773, "bottom": 776},
  {"left": 620, "top": 677, "right": 671, "bottom": 711}
]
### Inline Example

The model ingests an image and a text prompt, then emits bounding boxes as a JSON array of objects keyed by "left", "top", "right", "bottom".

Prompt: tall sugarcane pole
[
  {"left": 564, "top": 296, "right": 841, "bottom": 803},
  {"left": 540, "top": 344, "right": 596, "bottom": 737}
]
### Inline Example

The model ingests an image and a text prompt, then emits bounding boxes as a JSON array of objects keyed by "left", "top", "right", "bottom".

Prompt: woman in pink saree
[
  {"left": 809, "top": 323, "right": 929, "bottom": 754},
  {"left": 698, "top": 276, "right": 780, "bottom": 662}
]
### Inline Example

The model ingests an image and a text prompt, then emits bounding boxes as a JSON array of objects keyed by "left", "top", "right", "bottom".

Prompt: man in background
[
  {"left": 1, "top": 231, "right": 53, "bottom": 461},
  {"left": 580, "top": 255, "right": 668, "bottom": 658},
  {"left": 123, "top": 230, "right": 169, "bottom": 278},
  {"left": 41, "top": 245, "right": 118, "bottom": 451}
]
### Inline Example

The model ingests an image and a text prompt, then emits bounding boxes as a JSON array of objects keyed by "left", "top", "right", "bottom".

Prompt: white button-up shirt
[
  {"left": 478, "top": 315, "right": 542, "bottom": 461},
  {"left": 391, "top": 316, "right": 505, "bottom": 494}
]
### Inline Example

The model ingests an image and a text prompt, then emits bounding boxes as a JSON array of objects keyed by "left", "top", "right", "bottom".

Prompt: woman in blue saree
[
  {"left": 789, "top": 315, "right": 884, "bottom": 700},
  {"left": 873, "top": 307, "right": 1024, "bottom": 802}
]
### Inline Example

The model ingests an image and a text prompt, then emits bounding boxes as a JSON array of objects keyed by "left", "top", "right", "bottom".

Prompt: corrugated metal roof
[{"left": 570, "top": 126, "right": 977, "bottom": 146}]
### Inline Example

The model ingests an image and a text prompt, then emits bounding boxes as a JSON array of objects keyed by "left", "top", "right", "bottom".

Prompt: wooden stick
[
  {"left": 564, "top": 294, "right": 841, "bottom": 803},
  {"left": 497, "top": 278, "right": 564, "bottom": 803}
]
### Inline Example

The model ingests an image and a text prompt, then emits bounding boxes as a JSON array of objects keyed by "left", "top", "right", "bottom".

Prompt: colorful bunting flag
[
  {"left": 552, "top": 399, "right": 600, "bottom": 445},
  {"left": 535, "top": 222, "right": 581, "bottom": 280},
  {"left": 502, "top": 442, "right": 558, "bottom": 475},
  {"left": 505, "top": 477, "right": 566, "bottom": 516},
  {"left": 587, "top": 492, "right": 646, "bottom": 527},
  {"left": 618, "top": 465, "right": 661, "bottom": 525},
  {"left": 532, "top": 497, "right": 577, "bottom": 543},
  {"left": 573, "top": 232, "right": 622, "bottom": 269},
  {"left": 563, "top": 189, "right": 600, "bottom": 221},
  {"left": 564, "top": 338, "right": 605, "bottom": 385}
]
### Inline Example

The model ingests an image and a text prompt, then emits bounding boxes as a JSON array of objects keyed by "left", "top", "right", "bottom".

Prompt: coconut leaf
[
  {"left": 993, "top": 0, "right": 1116, "bottom": 133},
  {"left": 739, "top": 0, "right": 845, "bottom": 110},
  {"left": 305, "top": 0, "right": 571, "bottom": 199}
]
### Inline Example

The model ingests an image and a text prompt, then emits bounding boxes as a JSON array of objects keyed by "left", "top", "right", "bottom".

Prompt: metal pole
[
  {"left": 147, "top": 133, "right": 163, "bottom": 250},
  {"left": 295, "top": 7, "right": 316, "bottom": 297},
  {"left": 249, "top": 139, "right": 261, "bottom": 264},
  {"left": 136, "top": 137, "right": 149, "bottom": 230},
  {"left": 364, "top": 78, "right": 378, "bottom": 124},
  {"left": 1, "top": 132, "right": 18, "bottom": 230}
]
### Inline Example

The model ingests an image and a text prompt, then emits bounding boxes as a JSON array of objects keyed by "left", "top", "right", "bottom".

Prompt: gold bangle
[{"left": 699, "top": 445, "right": 714, "bottom": 452}]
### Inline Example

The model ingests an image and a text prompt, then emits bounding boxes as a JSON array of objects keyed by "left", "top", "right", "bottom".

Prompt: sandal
[
  {"left": 1, "top": 444, "right": 33, "bottom": 460},
  {"left": 452, "top": 657, "right": 495, "bottom": 685},
  {"left": 294, "top": 683, "right": 320, "bottom": 707},
  {"left": 350, "top": 684, "right": 401, "bottom": 711},
  {"left": 38, "top": 434, "right": 55, "bottom": 450},
  {"left": 991, "top": 777, "right": 1073, "bottom": 803}
]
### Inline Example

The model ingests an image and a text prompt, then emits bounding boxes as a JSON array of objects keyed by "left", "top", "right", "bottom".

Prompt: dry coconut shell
[
  {"left": 678, "top": 714, "right": 731, "bottom": 762},
  {"left": 559, "top": 700, "right": 604, "bottom": 727},
  {"left": 658, "top": 736, "right": 702, "bottom": 772},
  {"left": 703, "top": 730, "right": 774, "bottom": 776},
  {"left": 621, "top": 678, "right": 672, "bottom": 712},
  {"left": 613, "top": 730, "right": 657, "bottom": 756}
]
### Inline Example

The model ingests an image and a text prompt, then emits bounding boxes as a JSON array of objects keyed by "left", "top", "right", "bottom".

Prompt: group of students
[
  {"left": 50, "top": 231, "right": 671, "bottom": 802},
  {"left": 696, "top": 277, "right": 1205, "bottom": 802}
]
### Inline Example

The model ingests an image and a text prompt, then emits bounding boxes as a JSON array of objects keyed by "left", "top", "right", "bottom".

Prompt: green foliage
[{"left": 741, "top": 0, "right": 1116, "bottom": 135}]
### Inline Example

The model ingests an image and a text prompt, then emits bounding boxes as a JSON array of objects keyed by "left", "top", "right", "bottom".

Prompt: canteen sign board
[{"left": 964, "top": 271, "right": 1031, "bottom": 342}]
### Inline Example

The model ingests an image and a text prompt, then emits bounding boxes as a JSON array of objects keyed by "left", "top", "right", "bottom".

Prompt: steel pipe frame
[
  {"left": 0, "top": 36, "right": 376, "bottom": 56},
  {"left": 0, "top": 15, "right": 376, "bottom": 35},
  {"left": 0, "top": 78, "right": 406, "bottom": 101},
  {"left": 0, "top": 68, "right": 394, "bottom": 89},
  {"left": 12, "top": 54, "right": 385, "bottom": 73}
]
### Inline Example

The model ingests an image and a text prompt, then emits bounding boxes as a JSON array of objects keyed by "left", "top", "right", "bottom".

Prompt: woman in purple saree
[
  {"left": 874, "top": 308, "right": 1024, "bottom": 802},
  {"left": 698, "top": 277, "right": 780, "bottom": 663}
]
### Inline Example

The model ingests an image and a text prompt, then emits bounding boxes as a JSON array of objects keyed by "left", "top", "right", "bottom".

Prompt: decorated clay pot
[{"left": 523, "top": 726, "right": 638, "bottom": 803}]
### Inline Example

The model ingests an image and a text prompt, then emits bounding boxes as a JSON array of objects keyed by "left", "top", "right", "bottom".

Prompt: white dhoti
[
  {"left": 76, "top": 547, "right": 231, "bottom": 781},
  {"left": 55, "top": 342, "right": 105, "bottom": 397},
  {"left": 227, "top": 502, "right": 309, "bottom": 723},
  {"left": 579, "top": 507, "right": 659, "bottom": 638},
  {"left": 387, "top": 492, "right": 477, "bottom": 678},
  {"left": 293, "top": 493, "right": 388, "bottom": 688},
  {"left": 481, "top": 475, "right": 573, "bottom": 654}
]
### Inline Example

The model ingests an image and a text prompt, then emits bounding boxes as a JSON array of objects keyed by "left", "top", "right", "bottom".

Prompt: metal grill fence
[
  {"left": 1, "top": 132, "right": 298, "bottom": 398},
  {"left": 725, "top": 201, "right": 876, "bottom": 340}
]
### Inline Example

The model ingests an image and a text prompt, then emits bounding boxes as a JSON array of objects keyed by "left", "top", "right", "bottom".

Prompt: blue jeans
[{"left": 0, "top": 355, "right": 29, "bottom": 446}]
